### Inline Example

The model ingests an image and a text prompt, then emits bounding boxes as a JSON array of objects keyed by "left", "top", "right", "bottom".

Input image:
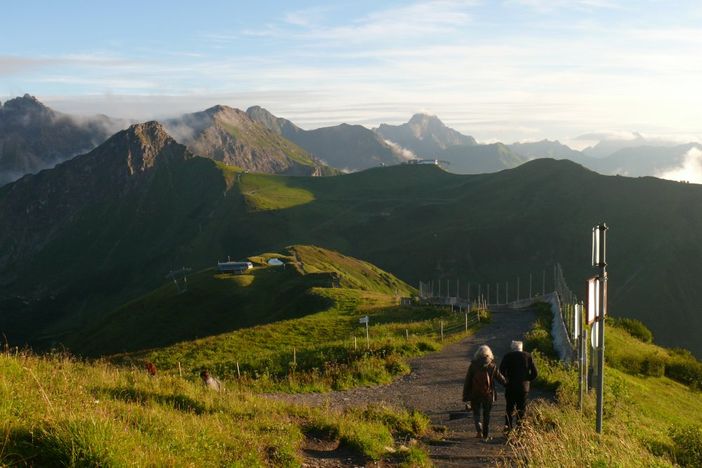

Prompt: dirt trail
[{"left": 276, "top": 304, "right": 538, "bottom": 467}]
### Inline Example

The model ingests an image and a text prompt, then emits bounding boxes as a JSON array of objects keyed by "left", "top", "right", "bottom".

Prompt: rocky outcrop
[{"left": 164, "top": 105, "right": 334, "bottom": 176}]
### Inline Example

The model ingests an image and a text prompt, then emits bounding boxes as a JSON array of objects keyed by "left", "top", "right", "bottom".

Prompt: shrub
[
  {"left": 666, "top": 357, "right": 702, "bottom": 390},
  {"left": 640, "top": 353, "right": 666, "bottom": 377},
  {"left": 611, "top": 317, "right": 653, "bottom": 343},
  {"left": 670, "top": 425, "right": 702, "bottom": 467}
]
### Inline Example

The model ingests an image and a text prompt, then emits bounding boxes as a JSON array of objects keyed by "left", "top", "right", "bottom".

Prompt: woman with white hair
[{"left": 462, "top": 344, "right": 506, "bottom": 439}]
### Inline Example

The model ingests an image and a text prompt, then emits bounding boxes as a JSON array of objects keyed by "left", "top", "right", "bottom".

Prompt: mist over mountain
[
  {"left": 375, "top": 113, "right": 477, "bottom": 158},
  {"left": 247, "top": 106, "right": 407, "bottom": 171},
  {"left": 589, "top": 143, "right": 702, "bottom": 178},
  {"left": 163, "top": 105, "right": 334, "bottom": 176},
  {"left": 0, "top": 94, "right": 127, "bottom": 186},
  {"left": 579, "top": 132, "right": 683, "bottom": 159}
]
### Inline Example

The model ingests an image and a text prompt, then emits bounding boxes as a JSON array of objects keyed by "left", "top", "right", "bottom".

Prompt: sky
[{"left": 2, "top": 0, "right": 702, "bottom": 148}]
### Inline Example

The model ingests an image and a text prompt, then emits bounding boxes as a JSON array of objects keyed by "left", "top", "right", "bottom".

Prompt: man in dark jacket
[
  {"left": 499, "top": 340, "right": 538, "bottom": 430},
  {"left": 462, "top": 345, "right": 506, "bottom": 439}
]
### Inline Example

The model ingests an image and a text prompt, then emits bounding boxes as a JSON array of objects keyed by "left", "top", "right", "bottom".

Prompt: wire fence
[
  {"left": 418, "top": 262, "right": 581, "bottom": 361},
  {"left": 554, "top": 262, "right": 580, "bottom": 350}
]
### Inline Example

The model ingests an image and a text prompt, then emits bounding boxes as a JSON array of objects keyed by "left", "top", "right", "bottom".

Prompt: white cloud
[
  {"left": 507, "top": 0, "right": 623, "bottom": 13},
  {"left": 383, "top": 139, "right": 418, "bottom": 160},
  {"left": 656, "top": 147, "right": 702, "bottom": 183}
]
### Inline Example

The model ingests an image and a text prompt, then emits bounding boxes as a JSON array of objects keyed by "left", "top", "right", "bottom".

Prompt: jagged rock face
[
  {"left": 375, "top": 113, "right": 477, "bottom": 158},
  {"left": 245, "top": 105, "right": 302, "bottom": 137},
  {"left": 164, "top": 106, "right": 332, "bottom": 176},
  {"left": 0, "top": 94, "right": 125, "bottom": 186},
  {"left": 0, "top": 122, "right": 191, "bottom": 274}
]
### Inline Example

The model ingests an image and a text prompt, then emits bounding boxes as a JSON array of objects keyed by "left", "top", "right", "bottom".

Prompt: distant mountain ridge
[
  {"left": 438, "top": 142, "right": 526, "bottom": 173},
  {"left": 375, "top": 113, "right": 477, "bottom": 158},
  {"left": 0, "top": 94, "right": 127, "bottom": 186},
  {"left": 3, "top": 94, "right": 701, "bottom": 181},
  {"left": 163, "top": 105, "right": 334, "bottom": 176},
  {"left": 246, "top": 106, "right": 408, "bottom": 171},
  {"left": 509, "top": 139, "right": 592, "bottom": 166}
]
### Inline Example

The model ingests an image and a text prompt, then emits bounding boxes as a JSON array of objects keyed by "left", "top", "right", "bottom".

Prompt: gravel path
[{"left": 274, "top": 304, "right": 539, "bottom": 467}]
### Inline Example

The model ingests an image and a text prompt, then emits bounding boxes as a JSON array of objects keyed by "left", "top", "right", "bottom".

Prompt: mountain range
[
  {"left": 5, "top": 95, "right": 701, "bottom": 182},
  {"left": 3, "top": 119, "right": 702, "bottom": 359},
  {"left": 4, "top": 95, "right": 702, "bottom": 359}
]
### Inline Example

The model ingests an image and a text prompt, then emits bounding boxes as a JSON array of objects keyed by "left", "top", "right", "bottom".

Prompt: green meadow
[{"left": 514, "top": 304, "right": 702, "bottom": 467}]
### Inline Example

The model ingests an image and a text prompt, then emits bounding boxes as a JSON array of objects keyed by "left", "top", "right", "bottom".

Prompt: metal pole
[
  {"left": 517, "top": 277, "right": 520, "bottom": 301},
  {"left": 553, "top": 264, "right": 557, "bottom": 296},
  {"left": 506, "top": 282, "right": 509, "bottom": 304},
  {"left": 457, "top": 279, "right": 460, "bottom": 300},
  {"left": 595, "top": 224, "right": 608, "bottom": 434},
  {"left": 529, "top": 273, "right": 533, "bottom": 299},
  {"left": 496, "top": 283, "right": 500, "bottom": 305},
  {"left": 487, "top": 284, "right": 490, "bottom": 305},
  {"left": 468, "top": 282, "right": 471, "bottom": 303},
  {"left": 542, "top": 270, "right": 546, "bottom": 294}
]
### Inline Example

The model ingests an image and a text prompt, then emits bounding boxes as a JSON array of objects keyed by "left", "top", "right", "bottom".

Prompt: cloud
[
  {"left": 656, "top": 147, "right": 702, "bottom": 183},
  {"left": 507, "top": 0, "right": 623, "bottom": 13},
  {"left": 383, "top": 139, "right": 418, "bottom": 160},
  {"left": 574, "top": 131, "right": 644, "bottom": 142},
  {"left": 0, "top": 56, "right": 59, "bottom": 76}
]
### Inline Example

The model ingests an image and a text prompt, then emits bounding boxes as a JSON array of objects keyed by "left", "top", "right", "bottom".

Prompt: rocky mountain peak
[
  {"left": 101, "top": 121, "right": 186, "bottom": 175},
  {"left": 2, "top": 93, "right": 48, "bottom": 113},
  {"left": 203, "top": 104, "right": 231, "bottom": 115},
  {"left": 408, "top": 112, "right": 440, "bottom": 126}
]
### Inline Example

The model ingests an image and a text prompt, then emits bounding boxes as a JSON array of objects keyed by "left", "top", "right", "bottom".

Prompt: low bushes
[
  {"left": 607, "top": 319, "right": 702, "bottom": 387},
  {"left": 610, "top": 317, "right": 653, "bottom": 343},
  {"left": 670, "top": 424, "right": 702, "bottom": 467}
]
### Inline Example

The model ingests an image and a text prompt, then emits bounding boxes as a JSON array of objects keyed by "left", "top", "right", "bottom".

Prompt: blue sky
[{"left": 2, "top": 0, "right": 702, "bottom": 146}]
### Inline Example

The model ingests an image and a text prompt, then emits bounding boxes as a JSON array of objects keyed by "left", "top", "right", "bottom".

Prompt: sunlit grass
[{"left": 0, "top": 352, "right": 431, "bottom": 466}]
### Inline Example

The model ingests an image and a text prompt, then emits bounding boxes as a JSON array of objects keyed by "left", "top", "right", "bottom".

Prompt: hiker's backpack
[{"left": 472, "top": 367, "right": 493, "bottom": 401}]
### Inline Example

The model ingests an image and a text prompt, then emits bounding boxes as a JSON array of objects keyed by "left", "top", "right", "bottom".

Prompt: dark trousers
[
  {"left": 471, "top": 399, "right": 493, "bottom": 437},
  {"left": 505, "top": 389, "right": 527, "bottom": 429}
]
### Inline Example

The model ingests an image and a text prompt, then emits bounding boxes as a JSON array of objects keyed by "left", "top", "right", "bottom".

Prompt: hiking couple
[{"left": 462, "top": 340, "right": 537, "bottom": 440}]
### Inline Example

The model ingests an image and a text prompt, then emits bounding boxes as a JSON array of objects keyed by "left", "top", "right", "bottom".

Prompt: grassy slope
[
  {"left": 217, "top": 117, "right": 320, "bottom": 169},
  {"left": 9, "top": 158, "right": 702, "bottom": 359},
  {"left": 181, "top": 161, "right": 702, "bottom": 360},
  {"left": 81, "top": 245, "right": 481, "bottom": 392},
  {"left": 72, "top": 245, "right": 415, "bottom": 356},
  {"left": 125, "top": 287, "right": 474, "bottom": 392},
  {"left": 514, "top": 305, "right": 702, "bottom": 466},
  {"left": 0, "top": 352, "right": 430, "bottom": 466}
]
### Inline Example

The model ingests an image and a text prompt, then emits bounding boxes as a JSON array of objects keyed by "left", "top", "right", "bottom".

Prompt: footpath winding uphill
[{"left": 278, "top": 304, "right": 539, "bottom": 467}]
